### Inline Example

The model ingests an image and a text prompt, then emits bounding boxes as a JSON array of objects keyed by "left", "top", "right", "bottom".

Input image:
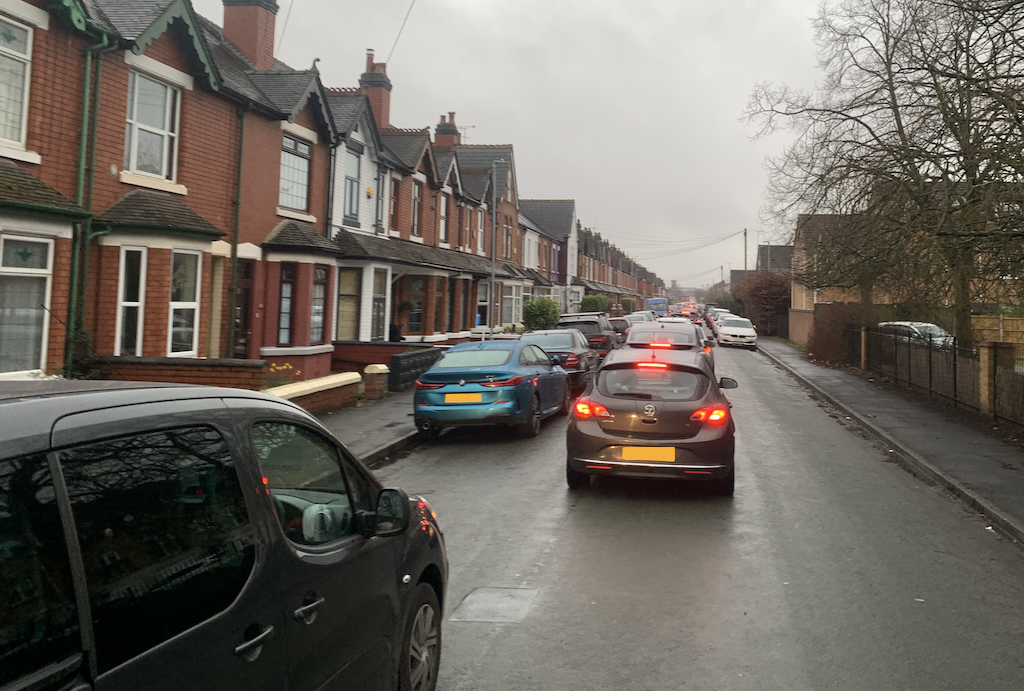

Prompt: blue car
[{"left": 414, "top": 340, "right": 571, "bottom": 441}]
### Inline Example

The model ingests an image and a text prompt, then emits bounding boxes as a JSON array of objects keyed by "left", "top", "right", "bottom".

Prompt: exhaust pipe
[{"left": 420, "top": 420, "right": 432, "bottom": 431}]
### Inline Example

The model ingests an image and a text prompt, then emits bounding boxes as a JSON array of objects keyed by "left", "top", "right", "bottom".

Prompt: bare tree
[{"left": 747, "top": 0, "right": 1024, "bottom": 344}]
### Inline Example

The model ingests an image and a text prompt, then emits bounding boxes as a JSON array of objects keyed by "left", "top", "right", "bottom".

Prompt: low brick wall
[
  {"left": 84, "top": 356, "right": 268, "bottom": 390},
  {"left": 267, "top": 372, "right": 362, "bottom": 415},
  {"left": 332, "top": 341, "right": 432, "bottom": 373}
]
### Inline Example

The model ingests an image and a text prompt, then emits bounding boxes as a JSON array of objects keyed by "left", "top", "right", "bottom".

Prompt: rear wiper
[{"left": 613, "top": 392, "right": 653, "bottom": 399}]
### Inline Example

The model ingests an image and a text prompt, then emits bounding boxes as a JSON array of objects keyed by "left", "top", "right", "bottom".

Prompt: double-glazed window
[
  {"left": 434, "top": 277, "right": 444, "bottom": 333},
  {"left": 343, "top": 149, "right": 360, "bottom": 220},
  {"left": 59, "top": 426, "right": 254, "bottom": 674},
  {"left": 336, "top": 267, "right": 360, "bottom": 341},
  {"left": 125, "top": 72, "right": 179, "bottom": 180},
  {"left": 0, "top": 235, "right": 51, "bottom": 373},
  {"left": 116, "top": 247, "right": 146, "bottom": 356},
  {"left": 280, "top": 134, "right": 311, "bottom": 211},
  {"left": 310, "top": 265, "right": 328, "bottom": 343},
  {"left": 371, "top": 269, "right": 387, "bottom": 340},
  {"left": 439, "top": 194, "right": 448, "bottom": 243},
  {"left": 169, "top": 251, "right": 200, "bottom": 356},
  {"left": 0, "top": 15, "right": 31, "bottom": 146},
  {"left": 389, "top": 178, "right": 399, "bottom": 230},
  {"left": 411, "top": 182, "right": 422, "bottom": 236},
  {"left": 408, "top": 278, "right": 424, "bottom": 334},
  {"left": 0, "top": 453, "right": 79, "bottom": 687},
  {"left": 278, "top": 263, "right": 296, "bottom": 345}
]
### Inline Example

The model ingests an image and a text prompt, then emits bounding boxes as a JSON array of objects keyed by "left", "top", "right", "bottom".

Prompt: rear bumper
[
  {"left": 567, "top": 457, "right": 732, "bottom": 480},
  {"left": 415, "top": 399, "right": 523, "bottom": 428},
  {"left": 566, "top": 424, "right": 734, "bottom": 479}
]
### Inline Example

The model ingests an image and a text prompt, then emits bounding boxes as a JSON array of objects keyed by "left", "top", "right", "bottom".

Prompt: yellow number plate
[
  {"left": 445, "top": 393, "right": 482, "bottom": 403},
  {"left": 621, "top": 446, "right": 675, "bottom": 462}
]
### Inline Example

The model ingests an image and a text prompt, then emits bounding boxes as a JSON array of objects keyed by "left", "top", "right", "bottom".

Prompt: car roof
[
  {"left": 447, "top": 340, "right": 522, "bottom": 351},
  {"left": 521, "top": 328, "right": 582, "bottom": 336},
  {"left": 877, "top": 321, "right": 940, "bottom": 328},
  {"left": 630, "top": 321, "right": 699, "bottom": 333}
]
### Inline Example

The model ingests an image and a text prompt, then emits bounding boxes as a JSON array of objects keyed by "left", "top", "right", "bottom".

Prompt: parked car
[
  {"left": 877, "top": 321, "right": 955, "bottom": 349},
  {"left": 717, "top": 316, "right": 758, "bottom": 350},
  {"left": 521, "top": 329, "right": 601, "bottom": 394},
  {"left": 556, "top": 312, "right": 620, "bottom": 358},
  {"left": 624, "top": 313, "right": 653, "bottom": 326},
  {"left": 413, "top": 340, "right": 571, "bottom": 441},
  {"left": 608, "top": 317, "right": 631, "bottom": 345},
  {"left": 0, "top": 381, "right": 447, "bottom": 691},
  {"left": 566, "top": 346, "right": 739, "bottom": 494}
]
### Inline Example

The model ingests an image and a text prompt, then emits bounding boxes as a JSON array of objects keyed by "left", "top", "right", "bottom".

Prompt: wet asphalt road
[{"left": 375, "top": 345, "right": 1024, "bottom": 691}]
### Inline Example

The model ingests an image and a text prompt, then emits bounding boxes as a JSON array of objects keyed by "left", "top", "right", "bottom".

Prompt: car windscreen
[
  {"left": 625, "top": 327, "right": 697, "bottom": 346},
  {"left": 521, "top": 333, "right": 575, "bottom": 349},
  {"left": 722, "top": 318, "right": 753, "bottom": 329},
  {"left": 436, "top": 349, "right": 513, "bottom": 368},
  {"left": 558, "top": 320, "right": 601, "bottom": 335},
  {"left": 597, "top": 365, "right": 708, "bottom": 401},
  {"left": 624, "top": 314, "right": 646, "bottom": 323}
]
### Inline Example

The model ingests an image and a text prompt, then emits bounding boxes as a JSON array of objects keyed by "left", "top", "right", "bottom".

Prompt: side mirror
[
  {"left": 374, "top": 488, "right": 411, "bottom": 537},
  {"left": 718, "top": 377, "right": 738, "bottom": 389}
]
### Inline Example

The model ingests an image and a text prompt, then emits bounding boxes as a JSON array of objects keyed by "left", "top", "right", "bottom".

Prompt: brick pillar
[
  {"left": 860, "top": 326, "right": 868, "bottom": 372},
  {"left": 363, "top": 363, "right": 390, "bottom": 400},
  {"left": 979, "top": 342, "right": 998, "bottom": 419}
]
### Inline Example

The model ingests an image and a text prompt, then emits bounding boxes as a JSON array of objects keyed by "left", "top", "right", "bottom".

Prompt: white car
[{"left": 717, "top": 316, "right": 758, "bottom": 350}]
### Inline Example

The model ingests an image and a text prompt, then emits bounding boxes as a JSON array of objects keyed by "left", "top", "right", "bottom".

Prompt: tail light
[
  {"left": 649, "top": 342, "right": 672, "bottom": 349},
  {"left": 414, "top": 380, "right": 444, "bottom": 390},
  {"left": 637, "top": 362, "right": 668, "bottom": 369},
  {"left": 481, "top": 375, "right": 524, "bottom": 387},
  {"left": 588, "top": 335, "right": 607, "bottom": 346},
  {"left": 564, "top": 353, "right": 580, "bottom": 368},
  {"left": 575, "top": 397, "right": 611, "bottom": 419},
  {"left": 690, "top": 406, "right": 728, "bottom": 425},
  {"left": 704, "top": 345, "right": 712, "bottom": 354}
]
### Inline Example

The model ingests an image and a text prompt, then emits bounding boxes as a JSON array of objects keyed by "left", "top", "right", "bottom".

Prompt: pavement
[
  {"left": 757, "top": 337, "right": 1024, "bottom": 547},
  {"left": 316, "top": 338, "right": 1024, "bottom": 548}
]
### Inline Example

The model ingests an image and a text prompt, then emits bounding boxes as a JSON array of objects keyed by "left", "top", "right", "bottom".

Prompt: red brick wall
[
  {"left": 143, "top": 248, "right": 171, "bottom": 356},
  {"left": 223, "top": 3, "right": 276, "bottom": 71},
  {"left": 45, "top": 237, "right": 72, "bottom": 373},
  {"left": 91, "top": 357, "right": 269, "bottom": 390},
  {"left": 266, "top": 352, "right": 333, "bottom": 381},
  {"left": 286, "top": 383, "right": 358, "bottom": 415}
]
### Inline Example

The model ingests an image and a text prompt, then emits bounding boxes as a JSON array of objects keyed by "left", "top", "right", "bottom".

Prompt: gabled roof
[
  {"left": 86, "top": 0, "right": 221, "bottom": 90},
  {"left": 0, "top": 161, "right": 88, "bottom": 220},
  {"left": 95, "top": 190, "right": 224, "bottom": 238},
  {"left": 325, "top": 90, "right": 385, "bottom": 158},
  {"left": 380, "top": 129, "right": 435, "bottom": 177},
  {"left": 263, "top": 220, "right": 341, "bottom": 256},
  {"left": 518, "top": 211, "right": 542, "bottom": 234},
  {"left": 459, "top": 170, "right": 491, "bottom": 203},
  {"left": 433, "top": 150, "right": 462, "bottom": 193},
  {"left": 519, "top": 200, "right": 576, "bottom": 241},
  {"left": 334, "top": 228, "right": 508, "bottom": 277},
  {"left": 455, "top": 146, "right": 514, "bottom": 203},
  {"left": 247, "top": 70, "right": 335, "bottom": 138}
]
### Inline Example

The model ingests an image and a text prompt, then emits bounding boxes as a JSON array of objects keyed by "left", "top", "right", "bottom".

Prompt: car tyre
[
  {"left": 516, "top": 396, "right": 542, "bottom": 438},
  {"left": 556, "top": 382, "right": 572, "bottom": 416},
  {"left": 399, "top": 583, "right": 442, "bottom": 691},
  {"left": 712, "top": 468, "right": 735, "bottom": 496},
  {"left": 566, "top": 457, "right": 589, "bottom": 489}
]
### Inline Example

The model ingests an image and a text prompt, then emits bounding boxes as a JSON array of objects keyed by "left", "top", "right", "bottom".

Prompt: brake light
[
  {"left": 588, "top": 335, "right": 607, "bottom": 344},
  {"left": 481, "top": 375, "right": 524, "bottom": 387},
  {"left": 564, "top": 353, "right": 580, "bottom": 368},
  {"left": 414, "top": 380, "right": 444, "bottom": 390},
  {"left": 637, "top": 362, "right": 668, "bottom": 369},
  {"left": 575, "top": 397, "right": 611, "bottom": 419},
  {"left": 649, "top": 342, "right": 672, "bottom": 348},
  {"left": 704, "top": 346, "right": 712, "bottom": 354},
  {"left": 690, "top": 406, "right": 728, "bottom": 425}
]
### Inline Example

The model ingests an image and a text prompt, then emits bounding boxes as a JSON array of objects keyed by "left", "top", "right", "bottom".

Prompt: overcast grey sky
[{"left": 193, "top": 0, "right": 822, "bottom": 289}]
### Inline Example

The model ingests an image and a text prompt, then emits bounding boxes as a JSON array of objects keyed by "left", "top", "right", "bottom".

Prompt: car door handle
[
  {"left": 234, "top": 625, "right": 274, "bottom": 662},
  {"left": 293, "top": 597, "right": 326, "bottom": 625}
]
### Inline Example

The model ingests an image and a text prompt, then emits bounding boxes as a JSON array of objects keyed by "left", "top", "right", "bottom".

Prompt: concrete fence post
[
  {"left": 363, "top": 364, "right": 391, "bottom": 400},
  {"left": 860, "top": 326, "right": 868, "bottom": 372}
]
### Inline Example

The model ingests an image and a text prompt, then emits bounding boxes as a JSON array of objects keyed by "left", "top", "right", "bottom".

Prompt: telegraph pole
[{"left": 743, "top": 228, "right": 747, "bottom": 272}]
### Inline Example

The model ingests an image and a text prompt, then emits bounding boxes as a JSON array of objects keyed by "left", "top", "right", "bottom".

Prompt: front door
[{"left": 247, "top": 419, "right": 400, "bottom": 691}]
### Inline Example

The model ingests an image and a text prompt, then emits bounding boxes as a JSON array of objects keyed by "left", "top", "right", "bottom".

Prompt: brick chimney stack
[
  {"left": 223, "top": 0, "right": 279, "bottom": 71},
  {"left": 434, "top": 111, "right": 460, "bottom": 147},
  {"left": 359, "top": 49, "right": 392, "bottom": 128}
]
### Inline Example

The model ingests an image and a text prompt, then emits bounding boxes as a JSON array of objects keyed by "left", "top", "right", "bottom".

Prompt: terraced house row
[{"left": 0, "top": 0, "right": 664, "bottom": 384}]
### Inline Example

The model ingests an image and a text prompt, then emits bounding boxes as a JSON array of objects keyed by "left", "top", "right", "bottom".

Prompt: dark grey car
[
  {"left": 520, "top": 328, "right": 601, "bottom": 394},
  {"left": 0, "top": 382, "right": 447, "bottom": 691}
]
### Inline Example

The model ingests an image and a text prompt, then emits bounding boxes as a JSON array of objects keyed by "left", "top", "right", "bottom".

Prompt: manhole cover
[{"left": 449, "top": 587, "right": 539, "bottom": 623}]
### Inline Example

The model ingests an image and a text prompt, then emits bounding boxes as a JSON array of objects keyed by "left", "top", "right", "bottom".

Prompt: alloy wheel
[{"left": 407, "top": 603, "right": 439, "bottom": 691}]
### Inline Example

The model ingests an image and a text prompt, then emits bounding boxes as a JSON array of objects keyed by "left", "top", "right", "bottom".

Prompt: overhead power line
[{"left": 387, "top": 0, "right": 418, "bottom": 64}]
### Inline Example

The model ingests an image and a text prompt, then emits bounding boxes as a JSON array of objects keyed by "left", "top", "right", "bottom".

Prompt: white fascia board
[
  {"left": 123, "top": 51, "right": 194, "bottom": 90},
  {"left": 99, "top": 233, "right": 211, "bottom": 252},
  {"left": 282, "top": 121, "right": 319, "bottom": 144},
  {"left": 0, "top": 215, "right": 72, "bottom": 238},
  {"left": 0, "top": 0, "right": 48, "bottom": 29}
]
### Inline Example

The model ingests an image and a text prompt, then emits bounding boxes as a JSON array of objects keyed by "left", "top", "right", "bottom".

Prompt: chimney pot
[
  {"left": 366, "top": 49, "right": 374, "bottom": 72},
  {"left": 448, "top": 111, "right": 456, "bottom": 123}
]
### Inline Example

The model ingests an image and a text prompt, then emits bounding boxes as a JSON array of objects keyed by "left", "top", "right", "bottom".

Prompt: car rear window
[
  {"left": 521, "top": 333, "right": 575, "bottom": 349},
  {"left": 436, "top": 349, "right": 513, "bottom": 368},
  {"left": 558, "top": 320, "right": 601, "bottom": 335},
  {"left": 722, "top": 318, "right": 753, "bottom": 329},
  {"left": 597, "top": 366, "right": 708, "bottom": 401}
]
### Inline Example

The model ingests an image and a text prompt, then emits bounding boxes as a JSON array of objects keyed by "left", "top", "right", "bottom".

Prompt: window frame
[
  {"left": 371, "top": 268, "right": 387, "bottom": 340},
  {"left": 0, "top": 234, "right": 53, "bottom": 373},
  {"left": 439, "top": 193, "right": 448, "bottom": 244},
  {"left": 411, "top": 181, "right": 422, "bottom": 237},
  {"left": 0, "top": 14, "right": 32, "bottom": 149},
  {"left": 167, "top": 250, "right": 201, "bottom": 357},
  {"left": 278, "top": 262, "right": 296, "bottom": 346},
  {"left": 310, "top": 264, "right": 329, "bottom": 344},
  {"left": 389, "top": 178, "right": 399, "bottom": 230},
  {"left": 124, "top": 71, "right": 181, "bottom": 182},
  {"left": 115, "top": 246, "right": 147, "bottom": 356},
  {"left": 343, "top": 148, "right": 360, "bottom": 221},
  {"left": 279, "top": 133, "right": 312, "bottom": 212},
  {"left": 335, "top": 266, "right": 361, "bottom": 341}
]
